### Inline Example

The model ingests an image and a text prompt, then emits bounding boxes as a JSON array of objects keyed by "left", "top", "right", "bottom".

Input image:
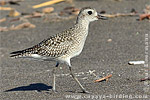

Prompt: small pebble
[
  {"left": 107, "top": 39, "right": 112, "bottom": 42},
  {"left": 128, "top": 61, "right": 145, "bottom": 65}
]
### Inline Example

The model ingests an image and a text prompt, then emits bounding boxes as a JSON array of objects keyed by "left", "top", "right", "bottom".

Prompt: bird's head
[{"left": 77, "top": 7, "right": 107, "bottom": 23}]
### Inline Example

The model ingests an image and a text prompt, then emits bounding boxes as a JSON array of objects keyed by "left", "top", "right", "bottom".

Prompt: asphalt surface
[{"left": 0, "top": 0, "right": 150, "bottom": 100}]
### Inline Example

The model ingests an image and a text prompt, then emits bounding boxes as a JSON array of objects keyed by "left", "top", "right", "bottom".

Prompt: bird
[{"left": 10, "top": 7, "right": 107, "bottom": 93}]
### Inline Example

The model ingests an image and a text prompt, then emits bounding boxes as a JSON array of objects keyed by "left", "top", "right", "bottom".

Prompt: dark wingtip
[
  {"left": 10, "top": 50, "right": 23, "bottom": 58},
  {"left": 10, "top": 50, "right": 23, "bottom": 54},
  {"left": 10, "top": 54, "right": 17, "bottom": 58}
]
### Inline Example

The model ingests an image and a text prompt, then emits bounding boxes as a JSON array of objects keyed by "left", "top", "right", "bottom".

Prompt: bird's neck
[
  {"left": 75, "top": 18, "right": 90, "bottom": 31},
  {"left": 74, "top": 19, "right": 90, "bottom": 42}
]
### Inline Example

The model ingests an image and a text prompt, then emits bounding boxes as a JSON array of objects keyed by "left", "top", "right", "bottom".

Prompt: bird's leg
[
  {"left": 52, "top": 62, "right": 59, "bottom": 92},
  {"left": 69, "top": 66, "right": 89, "bottom": 93}
]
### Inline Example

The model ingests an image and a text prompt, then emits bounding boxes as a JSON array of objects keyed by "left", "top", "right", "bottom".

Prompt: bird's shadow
[{"left": 4, "top": 83, "right": 52, "bottom": 92}]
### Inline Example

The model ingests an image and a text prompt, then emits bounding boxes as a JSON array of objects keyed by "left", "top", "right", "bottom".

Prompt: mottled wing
[
  {"left": 36, "top": 32, "right": 73, "bottom": 57},
  {"left": 10, "top": 30, "right": 74, "bottom": 58}
]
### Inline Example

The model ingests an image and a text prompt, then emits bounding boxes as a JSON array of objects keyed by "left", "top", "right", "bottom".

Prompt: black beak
[{"left": 96, "top": 13, "right": 108, "bottom": 20}]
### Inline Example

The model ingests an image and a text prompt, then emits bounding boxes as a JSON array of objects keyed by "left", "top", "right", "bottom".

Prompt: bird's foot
[
  {"left": 82, "top": 89, "right": 90, "bottom": 94},
  {"left": 52, "top": 89, "right": 58, "bottom": 93}
]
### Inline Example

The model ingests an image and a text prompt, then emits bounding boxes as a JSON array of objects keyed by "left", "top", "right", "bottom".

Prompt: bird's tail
[
  {"left": 10, "top": 45, "right": 39, "bottom": 58},
  {"left": 10, "top": 50, "right": 26, "bottom": 58}
]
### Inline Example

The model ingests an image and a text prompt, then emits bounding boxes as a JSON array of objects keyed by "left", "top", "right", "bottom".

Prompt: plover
[{"left": 10, "top": 7, "right": 107, "bottom": 93}]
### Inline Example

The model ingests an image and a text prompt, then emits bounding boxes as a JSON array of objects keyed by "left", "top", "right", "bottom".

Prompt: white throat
[{"left": 76, "top": 17, "right": 90, "bottom": 33}]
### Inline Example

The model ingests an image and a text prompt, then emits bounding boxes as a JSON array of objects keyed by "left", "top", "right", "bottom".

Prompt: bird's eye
[{"left": 87, "top": 11, "right": 92, "bottom": 15}]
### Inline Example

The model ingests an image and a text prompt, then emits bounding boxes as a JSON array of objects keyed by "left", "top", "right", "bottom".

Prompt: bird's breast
[{"left": 68, "top": 31, "right": 88, "bottom": 58}]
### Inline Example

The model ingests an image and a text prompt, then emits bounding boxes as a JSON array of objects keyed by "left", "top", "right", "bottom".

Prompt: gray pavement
[{"left": 0, "top": 0, "right": 150, "bottom": 100}]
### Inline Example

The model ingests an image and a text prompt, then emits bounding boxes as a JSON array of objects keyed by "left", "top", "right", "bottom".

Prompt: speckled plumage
[
  {"left": 10, "top": 23, "right": 88, "bottom": 63},
  {"left": 10, "top": 7, "right": 104, "bottom": 93},
  {"left": 10, "top": 8, "right": 96, "bottom": 66}
]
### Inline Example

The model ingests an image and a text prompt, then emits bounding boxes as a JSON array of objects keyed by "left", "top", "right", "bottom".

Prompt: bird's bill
[{"left": 96, "top": 13, "right": 108, "bottom": 20}]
